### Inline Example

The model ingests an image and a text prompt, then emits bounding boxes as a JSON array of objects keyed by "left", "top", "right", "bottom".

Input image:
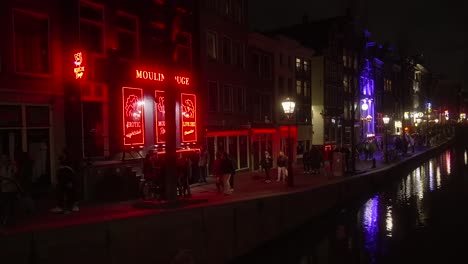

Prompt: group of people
[
  {"left": 302, "top": 146, "right": 324, "bottom": 174},
  {"left": 211, "top": 148, "right": 236, "bottom": 195},
  {"left": 259, "top": 151, "right": 289, "bottom": 183}
]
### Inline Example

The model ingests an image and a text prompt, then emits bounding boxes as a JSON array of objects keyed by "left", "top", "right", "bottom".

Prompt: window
[
  {"left": 150, "top": 21, "right": 166, "bottom": 43},
  {"left": 288, "top": 56, "right": 292, "bottom": 70},
  {"left": 232, "top": 0, "right": 244, "bottom": 24},
  {"left": 262, "top": 55, "right": 272, "bottom": 79},
  {"left": 223, "top": 84, "right": 233, "bottom": 111},
  {"left": 354, "top": 56, "right": 358, "bottom": 69},
  {"left": 295, "top": 57, "right": 302, "bottom": 70},
  {"left": 80, "top": 1, "right": 105, "bottom": 55},
  {"left": 223, "top": 0, "right": 232, "bottom": 17},
  {"left": 206, "top": 31, "right": 218, "bottom": 60},
  {"left": 13, "top": 9, "right": 50, "bottom": 74},
  {"left": 252, "top": 53, "right": 260, "bottom": 77},
  {"left": 278, "top": 76, "right": 285, "bottom": 96},
  {"left": 304, "top": 59, "right": 309, "bottom": 73},
  {"left": 296, "top": 80, "right": 302, "bottom": 95},
  {"left": 287, "top": 78, "right": 292, "bottom": 94},
  {"left": 222, "top": 36, "right": 232, "bottom": 64},
  {"left": 384, "top": 79, "right": 392, "bottom": 92},
  {"left": 238, "top": 87, "right": 246, "bottom": 112},
  {"left": 232, "top": 41, "right": 244, "bottom": 68},
  {"left": 208, "top": 81, "right": 218, "bottom": 112},
  {"left": 304, "top": 81, "right": 310, "bottom": 97},
  {"left": 279, "top": 53, "right": 283, "bottom": 66},
  {"left": 115, "top": 11, "right": 138, "bottom": 59},
  {"left": 175, "top": 32, "right": 192, "bottom": 67}
]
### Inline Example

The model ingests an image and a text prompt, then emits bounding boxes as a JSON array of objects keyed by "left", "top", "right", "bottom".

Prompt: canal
[{"left": 232, "top": 147, "right": 468, "bottom": 264}]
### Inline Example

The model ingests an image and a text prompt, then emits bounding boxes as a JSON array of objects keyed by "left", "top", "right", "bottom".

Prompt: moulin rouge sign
[
  {"left": 122, "top": 87, "right": 145, "bottom": 146},
  {"left": 181, "top": 93, "right": 197, "bottom": 142},
  {"left": 135, "top": 70, "right": 189, "bottom": 86},
  {"left": 155, "top": 90, "right": 166, "bottom": 143}
]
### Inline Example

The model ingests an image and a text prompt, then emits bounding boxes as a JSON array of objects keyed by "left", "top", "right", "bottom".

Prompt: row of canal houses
[{"left": 0, "top": 0, "right": 432, "bottom": 200}]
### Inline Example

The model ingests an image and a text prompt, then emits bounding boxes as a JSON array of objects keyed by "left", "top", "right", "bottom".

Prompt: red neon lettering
[
  {"left": 175, "top": 76, "right": 190, "bottom": 85},
  {"left": 136, "top": 70, "right": 164, "bottom": 82},
  {"left": 73, "top": 52, "right": 85, "bottom": 79}
]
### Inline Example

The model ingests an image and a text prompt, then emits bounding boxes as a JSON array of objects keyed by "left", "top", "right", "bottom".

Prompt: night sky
[{"left": 249, "top": 0, "right": 467, "bottom": 81}]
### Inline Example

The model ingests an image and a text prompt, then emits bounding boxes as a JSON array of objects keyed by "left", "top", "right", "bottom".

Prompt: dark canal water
[{"left": 232, "top": 147, "right": 468, "bottom": 264}]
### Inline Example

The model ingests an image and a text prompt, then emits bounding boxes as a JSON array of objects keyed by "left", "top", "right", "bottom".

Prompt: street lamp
[
  {"left": 281, "top": 97, "right": 296, "bottom": 187},
  {"left": 383, "top": 115, "right": 390, "bottom": 163}
]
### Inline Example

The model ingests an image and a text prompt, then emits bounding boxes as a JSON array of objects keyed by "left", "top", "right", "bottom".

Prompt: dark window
[
  {"left": 287, "top": 78, "right": 292, "bottom": 94},
  {"left": 26, "top": 106, "right": 49, "bottom": 127},
  {"left": 232, "top": 41, "right": 244, "bottom": 68},
  {"left": 222, "top": 37, "right": 231, "bottom": 64},
  {"left": 262, "top": 55, "right": 272, "bottom": 79},
  {"left": 252, "top": 53, "right": 260, "bottom": 77},
  {"left": 13, "top": 10, "right": 49, "bottom": 74},
  {"left": 150, "top": 22, "right": 166, "bottom": 43},
  {"left": 0, "top": 105, "right": 22, "bottom": 127},
  {"left": 80, "top": 2, "right": 104, "bottom": 55},
  {"left": 115, "top": 12, "right": 138, "bottom": 59},
  {"left": 208, "top": 81, "right": 218, "bottom": 112},
  {"left": 223, "top": 84, "right": 233, "bottom": 112},
  {"left": 206, "top": 31, "right": 217, "bottom": 60},
  {"left": 239, "top": 87, "right": 246, "bottom": 112},
  {"left": 175, "top": 32, "right": 192, "bottom": 67},
  {"left": 278, "top": 76, "right": 284, "bottom": 96}
]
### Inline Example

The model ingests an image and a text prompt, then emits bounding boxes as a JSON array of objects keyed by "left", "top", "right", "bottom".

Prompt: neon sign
[
  {"left": 181, "top": 93, "right": 197, "bottom": 142},
  {"left": 175, "top": 76, "right": 189, "bottom": 85},
  {"left": 135, "top": 69, "right": 189, "bottom": 86},
  {"left": 155, "top": 90, "right": 166, "bottom": 143},
  {"left": 73, "top": 52, "right": 85, "bottom": 79},
  {"left": 122, "top": 87, "right": 145, "bottom": 146},
  {"left": 136, "top": 70, "right": 164, "bottom": 81}
]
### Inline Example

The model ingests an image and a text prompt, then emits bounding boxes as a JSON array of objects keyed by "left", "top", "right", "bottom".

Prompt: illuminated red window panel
[
  {"left": 122, "top": 87, "right": 145, "bottom": 146},
  {"left": 155, "top": 90, "right": 166, "bottom": 143},
  {"left": 180, "top": 93, "right": 197, "bottom": 143}
]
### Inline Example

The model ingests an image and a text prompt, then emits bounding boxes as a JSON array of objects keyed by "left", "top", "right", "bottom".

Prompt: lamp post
[
  {"left": 282, "top": 97, "right": 296, "bottom": 187},
  {"left": 383, "top": 115, "right": 390, "bottom": 163}
]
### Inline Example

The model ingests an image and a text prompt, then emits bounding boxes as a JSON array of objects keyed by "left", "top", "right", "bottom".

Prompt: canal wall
[{"left": 0, "top": 139, "right": 454, "bottom": 264}]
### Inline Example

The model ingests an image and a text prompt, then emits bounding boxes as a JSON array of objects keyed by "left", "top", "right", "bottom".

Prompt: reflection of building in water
[
  {"left": 445, "top": 151, "right": 451, "bottom": 175},
  {"left": 385, "top": 205, "right": 393, "bottom": 237},
  {"left": 362, "top": 195, "right": 380, "bottom": 262},
  {"left": 429, "top": 160, "right": 435, "bottom": 192},
  {"left": 436, "top": 166, "right": 442, "bottom": 189},
  {"left": 464, "top": 150, "right": 467, "bottom": 165}
]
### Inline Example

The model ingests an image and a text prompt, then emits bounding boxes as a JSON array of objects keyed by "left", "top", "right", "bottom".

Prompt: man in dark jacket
[{"left": 50, "top": 156, "right": 78, "bottom": 214}]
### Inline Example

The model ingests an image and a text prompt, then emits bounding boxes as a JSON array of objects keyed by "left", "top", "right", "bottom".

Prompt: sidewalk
[{"left": 1, "top": 147, "right": 427, "bottom": 235}]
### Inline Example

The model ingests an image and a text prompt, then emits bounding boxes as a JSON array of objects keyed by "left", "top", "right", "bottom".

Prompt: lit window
[
  {"left": 79, "top": 1, "right": 105, "bottom": 55},
  {"left": 296, "top": 80, "right": 302, "bottom": 95},
  {"left": 296, "top": 57, "right": 302, "bottom": 70},
  {"left": 13, "top": 9, "right": 50, "bottom": 74},
  {"left": 206, "top": 31, "right": 217, "bottom": 60},
  {"left": 304, "top": 60, "right": 309, "bottom": 73},
  {"left": 115, "top": 11, "right": 138, "bottom": 59},
  {"left": 343, "top": 49, "right": 347, "bottom": 67}
]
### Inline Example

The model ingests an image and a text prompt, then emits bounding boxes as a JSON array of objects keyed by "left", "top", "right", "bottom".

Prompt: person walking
[
  {"left": 276, "top": 151, "right": 288, "bottom": 182},
  {"left": 261, "top": 151, "right": 273, "bottom": 183},
  {"left": 228, "top": 152, "right": 237, "bottom": 191},
  {"left": 198, "top": 146, "right": 209, "bottom": 183},
  {"left": 50, "top": 156, "right": 79, "bottom": 214}
]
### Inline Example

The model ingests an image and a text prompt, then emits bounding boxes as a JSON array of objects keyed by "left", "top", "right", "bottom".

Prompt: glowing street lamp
[
  {"left": 281, "top": 97, "right": 296, "bottom": 187},
  {"left": 383, "top": 115, "right": 390, "bottom": 163}
]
